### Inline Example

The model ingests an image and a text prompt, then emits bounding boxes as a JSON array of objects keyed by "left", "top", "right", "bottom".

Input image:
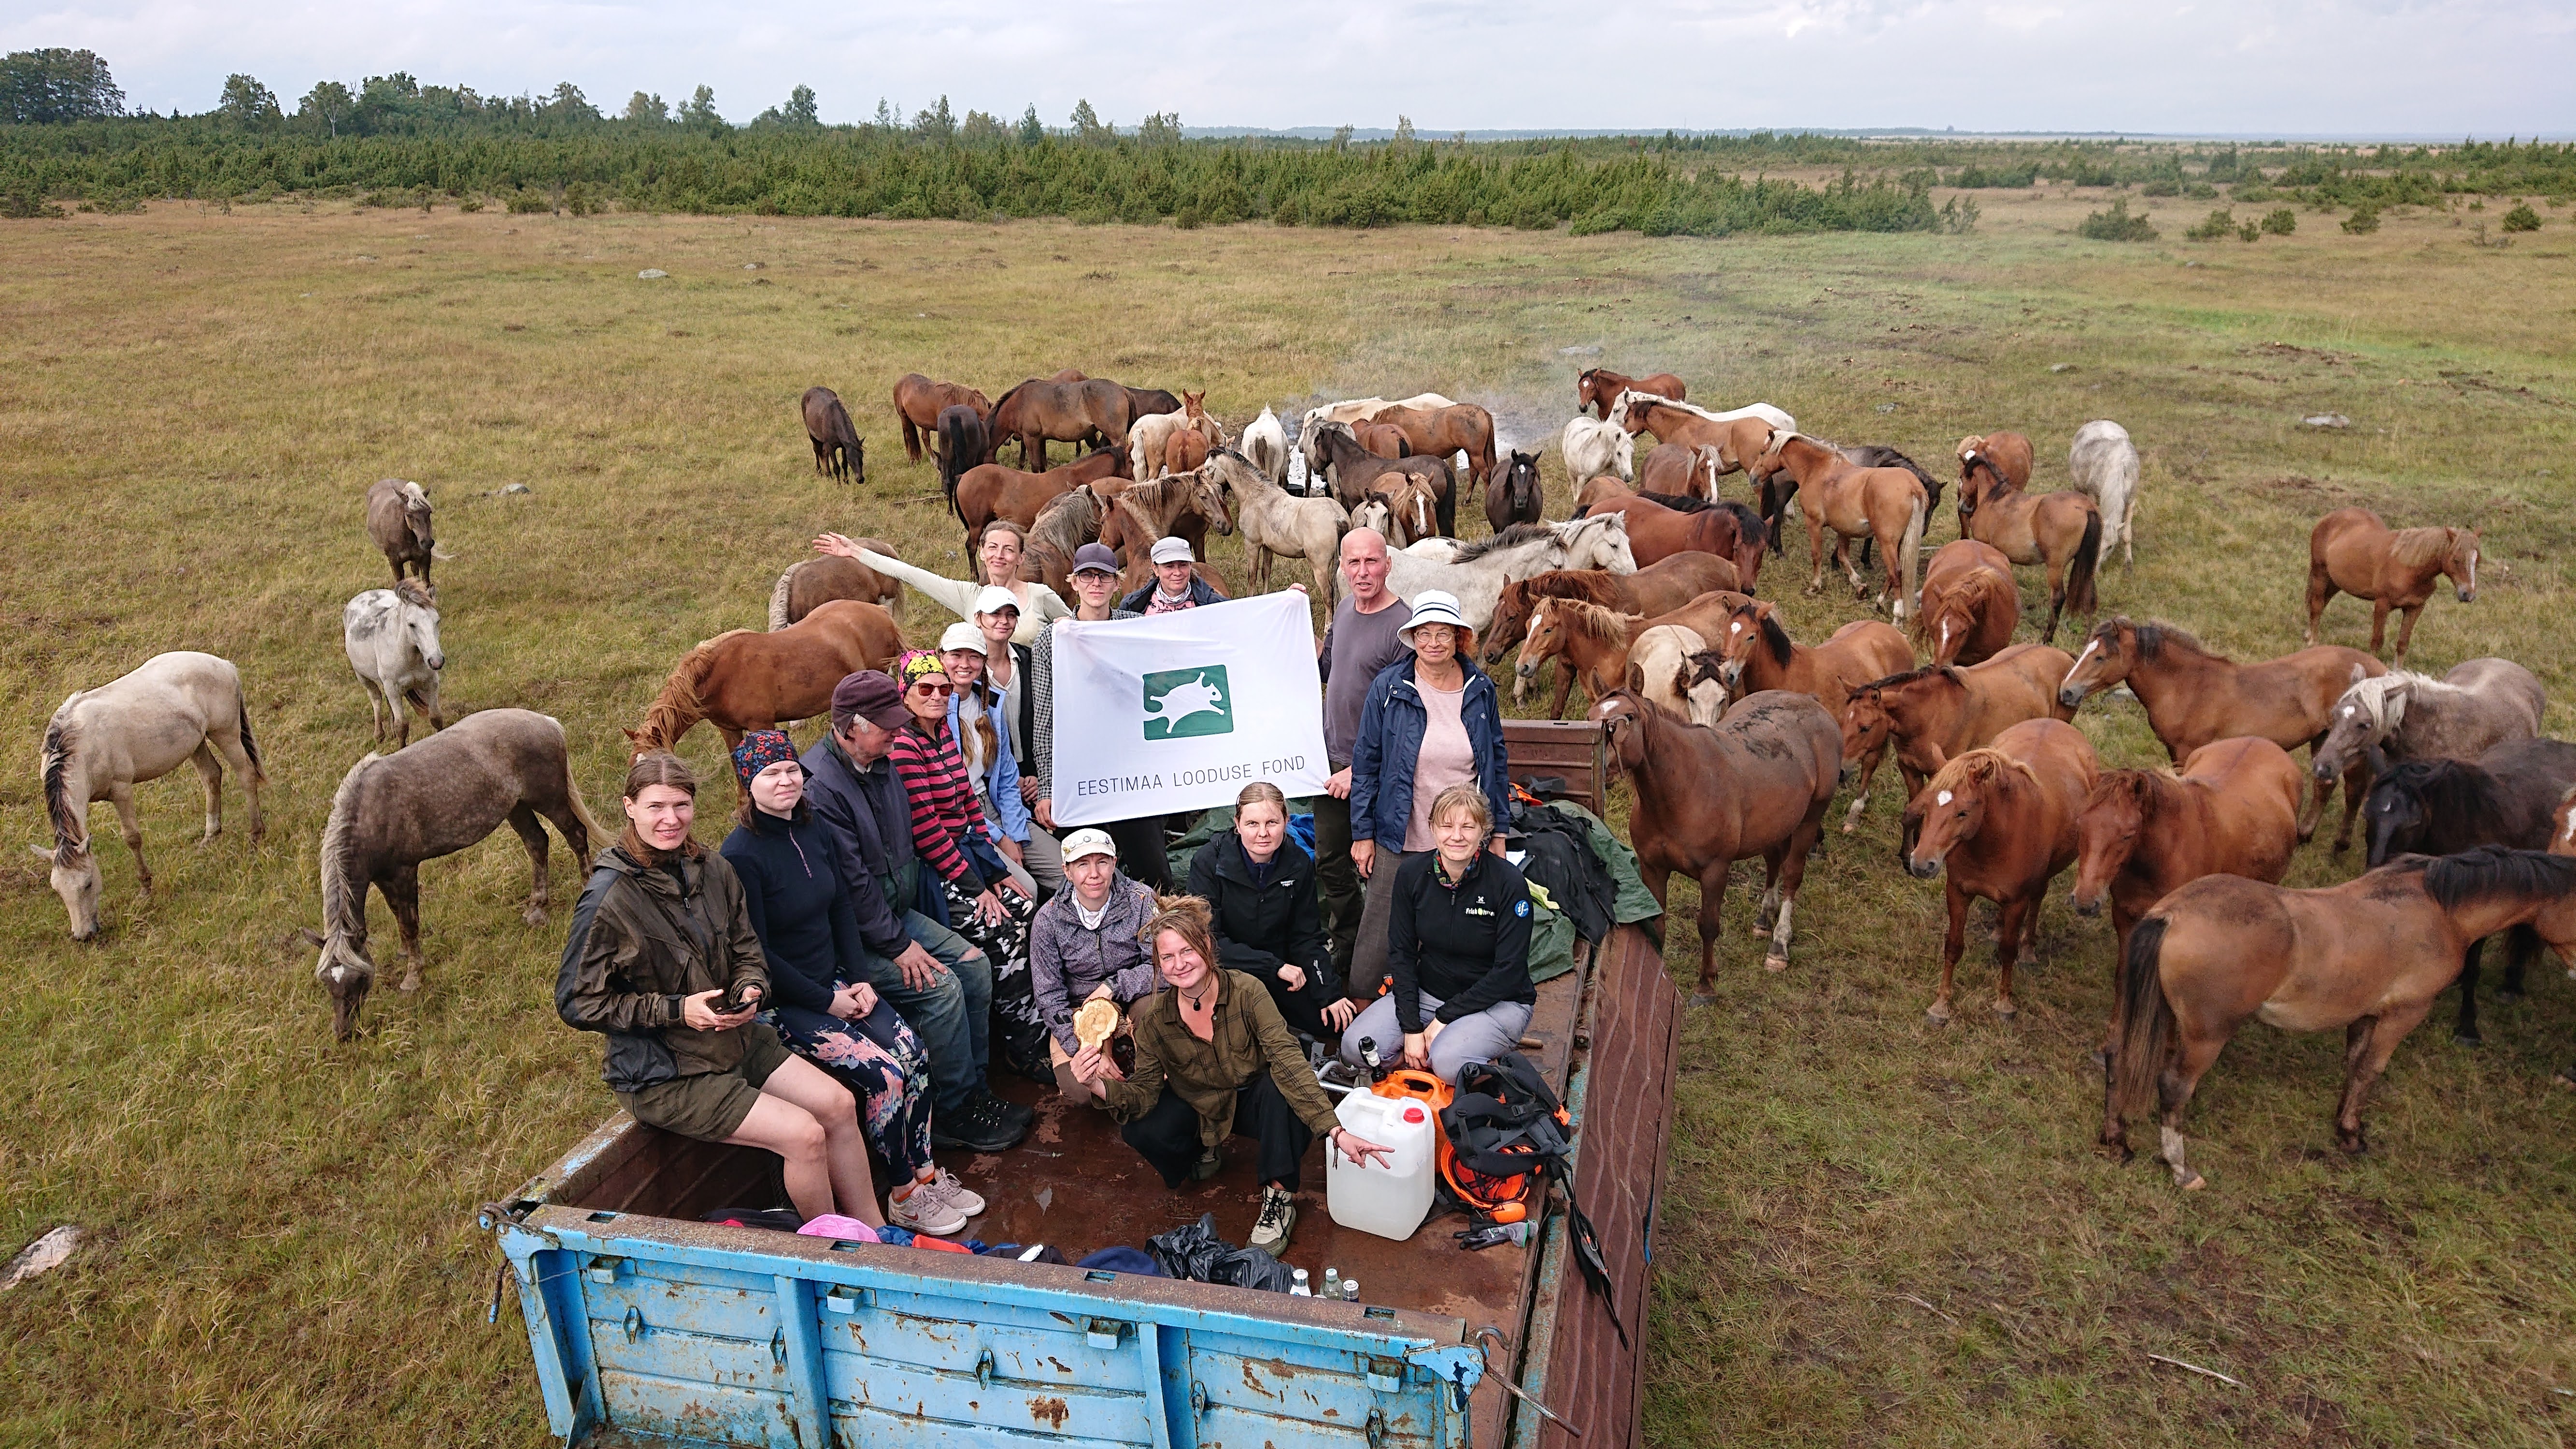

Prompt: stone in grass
[
  {"left": 2302, "top": 414, "right": 2352, "bottom": 429},
  {"left": 743, "top": 262, "right": 763, "bottom": 270},
  {"left": 2, "top": 1226, "right": 84, "bottom": 1290},
  {"left": 1557, "top": 344, "right": 1602, "bottom": 356},
  {"left": 2050, "top": 363, "right": 2075, "bottom": 373},
  {"left": 637, "top": 269, "right": 669, "bottom": 280}
]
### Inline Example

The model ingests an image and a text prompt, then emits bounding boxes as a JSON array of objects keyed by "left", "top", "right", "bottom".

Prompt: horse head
[
  {"left": 2364, "top": 763, "right": 2441, "bottom": 867},
  {"left": 2071, "top": 772, "right": 2152, "bottom": 916},
  {"left": 2314, "top": 666, "right": 2398, "bottom": 781},
  {"left": 309, "top": 925, "right": 379, "bottom": 1042},
  {"left": 31, "top": 837, "right": 100, "bottom": 940},
  {"left": 1567, "top": 512, "right": 1637, "bottom": 573},
  {"left": 1906, "top": 752, "right": 2013, "bottom": 880},
  {"left": 394, "top": 579, "right": 445, "bottom": 672},
  {"left": 1752, "top": 428, "right": 1794, "bottom": 478},
  {"left": 1588, "top": 689, "right": 1653, "bottom": 774},
  {"left": 2447, "top": 528, "right": 2480, "bottom": 602},
  {"left": 2058, "top": 618, "right": 2135, "bottom": 710},
  {"left": 1679, "top": 648, "right": 1732, "bottom": 720},
  {"left": 399, "top": 481, "right": 435, "bottom": 549},
  {"left": 1513, "top": 599, "right": 1566, "bottom": 700},
  {"left": 1838, "top": 685, "right": 1891, "bottom": 771}
]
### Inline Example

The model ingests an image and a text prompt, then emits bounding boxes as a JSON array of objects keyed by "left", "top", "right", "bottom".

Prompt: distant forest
[{"left": 3, "top": 50, "right": 2570, "bottom": 233}]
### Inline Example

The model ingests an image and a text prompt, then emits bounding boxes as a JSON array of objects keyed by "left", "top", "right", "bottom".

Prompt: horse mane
[
  {"left": 1926, "top": 747, "right": 2040, "bottom": 795},
  {"left": 1754, "top": 609, "right": 1793, "bottom": 668},
  {"left": 2389, "top": 527, "right": 2458, "bottom": 569},
  {"left": 317, "top": 756, "right": 381, "bottom": 971},
  {"left": 640, "top": 633, "right": 743, "bottom": 747},
  {"left": 2420, "top": 845, "right": 2576, "bottom": 913},
  {"left": 1635, "top": 489, "right": 1713, "bottom": 514},
  {"left": 2121, "top": 620, "right": 2220, "bottom": 664},
  {"left": 2083, "top": 767, "right": 2177, "bottom": 815},
  {"left": 1860, "top": 665, "right": 1961, "bottom": 694},
  {"left": 2375, "top": 758, "right": 2499, "bottom": 823},
  {"left": 1538, "top": 597, "right": 1634, "bottom": 648},
  {"left": 1451, "top": 521, "right": 1555, "bottom": 563},
  {"left": 1527, "top": 571, "right": 1625, "bottom": 607},
  {"left": 1714, "top": 499, "right": 1767, "bottom": 552},
  {"left": 2341, "top": 669, "right": 2434, "bottom": 732},
  {"left": 40, "top": 707, "right": 82, "bottom": 860},
  {"left": 990, "top": 380, "right": 1027, "bottom": 415},
  {"left": 394, "top": 577, "right": 435, "bottom": 609},
  {"left": 1626, "top": 393, "right": 1724, "bottom": 423}
]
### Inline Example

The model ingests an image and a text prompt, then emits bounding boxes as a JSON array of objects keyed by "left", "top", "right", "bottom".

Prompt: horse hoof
[
  {"left": 522, "top": 907, "right": 549, "bottom": 928},
  {"left": 1763, "top": 953, "right": 1788, "bottom": 973},
  {"left": 1689, "top": 992, "right": 1719, "bottom": 1009},
  {"left": 1992, "top": 999, "right": 2018, "bottom": 1019},
  {"left": 2453, "top": 1032, "right": 2482, "bottom": 1049},
  {"left": 2332, "top": 838, "right": 2349, "bottom": 855},
  {"left": 2177, "top": 1172, "right": 2206, "bottom": 1192},
  {"left": 398, "top": 970, "right": 424, "bottom": 994},
  {"left": 1924, "top": 1003, "right": 1952, "bottom": 1025}
]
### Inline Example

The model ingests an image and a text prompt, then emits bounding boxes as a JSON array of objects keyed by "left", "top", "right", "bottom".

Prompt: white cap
[
  {"left": 1062, "top": 828, "right": 1118, "bottom": 863},
  {"left": 1149, "top": 536, "right": 1195, "bottom": 566},
  {"left": 972, "top": 584, "right": 1021, "bottom": 617},
  {"left": 939, "top": 622, "right": 985, "bottom": 653},
  {"left": 1397, "top": 589, "right": 1468, "bottom": 646}
]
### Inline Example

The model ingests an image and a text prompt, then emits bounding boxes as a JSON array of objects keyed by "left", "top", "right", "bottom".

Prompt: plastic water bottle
[
  {"left": 1322, "top": 1267, "right": 1340, "bottom": 1299},
  {"left": 1327, "top": 1093, "right": 1436, "bottom": 1240},
  {"left": 1291, "top": 1269, "right": 1311, "bottom": 1297}
]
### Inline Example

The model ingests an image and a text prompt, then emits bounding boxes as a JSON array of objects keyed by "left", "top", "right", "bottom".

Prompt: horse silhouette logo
[{"left": 1140, "top": 666, "right": 1235, "bottom": 740}]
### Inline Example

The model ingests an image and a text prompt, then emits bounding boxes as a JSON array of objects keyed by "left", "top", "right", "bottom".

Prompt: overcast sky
[{"left": 10, "top": 0, "right": 2570, "bottom": 138}]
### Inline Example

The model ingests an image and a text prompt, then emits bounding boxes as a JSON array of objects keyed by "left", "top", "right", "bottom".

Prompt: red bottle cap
[{"left": 1403, "top": 1106, "right": 1424, "bottom": 1123}]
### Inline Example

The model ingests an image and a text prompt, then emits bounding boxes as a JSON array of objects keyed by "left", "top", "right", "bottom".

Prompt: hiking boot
[
  {"left": 1192, "top": 1147, "right": 1225, "bottom": 1181},
  {"left": 919, "top": 1165, "right": 985, "bottom": 1219},
  {"left": 1247, "top": 1185, "right": 1296, "bottom": 1255},
  {"left": 888, "top": 1182, "right": 969, "bottom": 1236},
  {"left": 931, "top": 1091, "right": 1026, "bottom": 1153}
]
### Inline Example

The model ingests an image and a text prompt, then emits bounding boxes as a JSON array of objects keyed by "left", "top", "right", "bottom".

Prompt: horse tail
[
  {"left": 1898, "top": 488, "right": 1926, "bottom": 616},
  {"left": 559, "top": 746, "right": 610, "bottom": 858},
  {"left": 2109, "top": 915, "right": 2174, "bottom": 1122},
  {"left": 235, "top": 692, "right": 266, "bottom": 783},
  {"left": 2067, "top": 509, "right": 2104, "bottom": 616},
  {"left": 767, "top": 563, "right": 800, "bottom": 631}
]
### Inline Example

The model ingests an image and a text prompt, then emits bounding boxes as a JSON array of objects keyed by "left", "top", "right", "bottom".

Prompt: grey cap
[
  {"left": 1071, "top": 542, "right": 1120, "bottom": 576},
  {"left": 1149, "top": 536, "right": 1195, "bottom": 566}
]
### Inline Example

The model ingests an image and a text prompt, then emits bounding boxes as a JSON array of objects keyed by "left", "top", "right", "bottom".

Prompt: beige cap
[{"left": 1061, "top": 828, "right": 1118, "bottom": 863}]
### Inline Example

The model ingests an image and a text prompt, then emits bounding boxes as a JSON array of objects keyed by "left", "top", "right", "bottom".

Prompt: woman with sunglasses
[{"left": 885, "top": 650, "right": 1038, "bottom": 1038}]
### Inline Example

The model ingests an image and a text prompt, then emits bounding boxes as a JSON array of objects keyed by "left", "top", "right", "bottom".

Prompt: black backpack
[{"left": 1439, "top": 1053, "right": 1628, "bottom": 1348}]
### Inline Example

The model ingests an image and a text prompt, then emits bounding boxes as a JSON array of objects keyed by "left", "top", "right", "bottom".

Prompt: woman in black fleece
[
  {"left": 719, "top": 732, "right": 976, "bottom": 1237},
  {"left": 1336, "top": 782, "right": 1536, "bottom": 1083},
  {"left": 1187, "top": 781, "right": 1351, "bottom": 1040}
]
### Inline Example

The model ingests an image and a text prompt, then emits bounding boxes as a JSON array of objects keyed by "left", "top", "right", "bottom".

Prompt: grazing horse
[
  {"left": 1697, "top": 598, "right": 1915, "bottom": 722},
  {"left": 2311, "top": 658, "right": 2545, "bottom": 785},
  {"left": 892, "top": 374, "right": 991, "bottom": 463},
  {"left": 1591, "top": 689, "right": 1841, "bottom": 994},
  {"left": 802, "top": 387, "right": 868, "bottom": 484},
  {"left": 625, "top": 600, "right": 904, "bottom": 759},
  {"left": 1953, "top": 432, "right": 2034, "bottom": 490},
  {"left": 35, "top": 651, "right": 264, "bottom": 939},
  {"left": 934, "top": 404, "right": 985, "bottom": 519},
  {"left": 1240, "top": 407, "right": 1289, "bottom": 485},
  {"left": 1204, "top": 451, "right": 1347, "bottom": 602},
  {"left": 1513, "top": 592, "right": 1749, "bottom": 719},
  {"left": 1755, "top": 432, "right": 1926, "bottom": 621},
  {"left": 2105, "top": 847, "right": 2576, "bottom": 1189},
  {"left": 768, "top": 540, "right": 905, "bottom": 630},
  {"left": 2306, "top": 508, "right": 2479, "bottom": 663},
  {"left": 307, "top": 708, "right": 601, "bottom": 1039},
  {"left": 1481, "top": 556, "right": 1745, "bottom": 662},
  {"left": 1383, "top": 516, "right": 1637, "bottom": 633},
  {"left": 364, "top": 478, "right": 442, "bottom": 588},
  {"left": 1957, "top": 455, "right": 2101, "bottom": 644},
  {"left": 990, "top": 377, "right": 1134, "bottom": 470},
  {"left": 1578, "top": 367, "right": 1684, "bottom": 419},
  {"left": 1835, "top": 644, "right": 2077, "bottom": 834},
  {"left": 955, "top": 446, "right": 1132, "bottom": 565},
  {"left": 1307, "top": 422, "right": 1456, "bottom": 535},
  {"left": 1487, "top": 450, "right": 1544, "bottom": 532},
  {"left": 1580, "top": 493, "right": 1768, "bottom": 584},
  {"left": 2059, "top": 618, "right": 2385, "bottom": 848},
  {"left": 1104, "top": 468, "right": 1236, "bottom": 565},
  {"left": 1374, "top": 403, "right": 1499, "bottom": 496},
  {"left": 343, "top": 581, "right": 445, "bottom": 748},
  {"left": 2070, "top": 738, "right": 2304, "bottom": 998},
  {"left": 2068, "top": 421, "right": 2140, "bottom": 566},
  {"left": 1561, "top": 412, "right": 1636, "bottom": 484},
  {"left": 1902, "top": 719, "right": 2101, "bottom": 1023},
  {"left": 1913, "top": 540, "right": 2021, "bottom": 667}
]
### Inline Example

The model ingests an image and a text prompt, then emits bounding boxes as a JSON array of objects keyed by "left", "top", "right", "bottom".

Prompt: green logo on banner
[{"left": 1141, "top": 666, "right": 1235, "bottom": 740}]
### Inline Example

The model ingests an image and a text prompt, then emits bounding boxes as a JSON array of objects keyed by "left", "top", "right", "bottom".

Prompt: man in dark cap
[
  {"left": 802, "top": 670, "right": 1031, "bottom": 1152},
  {"left": 1028, "top": 542, "right": 1171, "bottom": 889}
]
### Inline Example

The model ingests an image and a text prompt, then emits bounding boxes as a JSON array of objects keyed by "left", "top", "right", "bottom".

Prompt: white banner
[{"left": 1049, "top": 594, "right": 1330, "bottom": 826}]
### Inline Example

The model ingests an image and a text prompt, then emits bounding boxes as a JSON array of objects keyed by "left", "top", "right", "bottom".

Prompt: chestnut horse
[
  {"left": 1913, "top": 540, "right": 2020, "bottom": 667},
  {"left": 2071, "top": 737, "right": 2304, "bottom": 996},
  {"left": 1696, "top": 598, "right": 1914, "bottom": 720},
  {"left": 990, "top": 377, "right": 1134, "bottom": 470},
  {"left": 1571, "top": 473, "right": 1636, "bottom": 517},
  {"left": 893, "top": 374, "right": 991, "bottom": 463},
  {"left": 1836, "top": 643, "right": 2076, "bottom": 834},
  {"left": 1374, "top": 402, "right": 1498, "bottom": 495},
  {"left": 1619, "top": 396, "right": 1793, "bottom": 452},
  {"left": 2106, "top": 847, "right": 2576, "bottom": 1189},
  {"left": 1954, "top": 432, "right": 2034, "bottom": 490},
  {"left": 768, "top": 540, "right": 904, "bottom": 630},
  {"left": 1354, "top": 420, "right": 1411, "bottom": 459},
  {"left": 1513, "top": 592, "right": 1750, "bottom": 720},
  {"left": 1580, "top": 493, "right": 1767, "bottom": 583},
  {"left": 1578, "top": 367, "right": 1685, "bottom": 419},
  {"left": 2305, "top": 508, "right": 2478, "bottom": 663},
  {"left": 1901, "top": 718, "right": 2101, "bottom": 1023},
  {"left": 2058, "top": 618, "right": 2385, "bottom": 848},
  {"left": 625, "top": 600, "right": 903, "bottom": 760},
  {"left": 1957, "top": 456, "right": 2101, "bottom": 644},
  {"left": 1759, "top": 442, "right": 1942, "bottom": 566},
  {"left": 1591, "top": 688, "right": 1842, "bottom": 995},
  {"left": 956, "top": 446, "right": 1132, "bottom": 563},
  {"left": 1754, "top": 433, "right": 1926, "bottom": 621},
  {"left": 1637, "top": 442, "right": 1723, "bottom": 500},
  {"left": 1480, "top": 555, "right": 1744, "bottom": 661},
  {"left": 802, "top": 387, "right": 866, "bottom": 483}
]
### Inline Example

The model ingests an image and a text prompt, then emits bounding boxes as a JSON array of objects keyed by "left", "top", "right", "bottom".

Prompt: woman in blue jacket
[{"left": 1345, "top": 590, "right": 1515, "bottom": 1000}]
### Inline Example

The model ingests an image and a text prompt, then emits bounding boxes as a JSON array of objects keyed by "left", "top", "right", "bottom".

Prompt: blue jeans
[{"left": 855, "top": 909, "right": 992, "bottom": 1116}]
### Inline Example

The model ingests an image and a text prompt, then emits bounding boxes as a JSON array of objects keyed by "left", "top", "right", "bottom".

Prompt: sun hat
[
  {"left": 1062, "top": 827, "right": 1118, "bottom": 864},
  {"left": 830, "top": 671, "right": 913, "bottom": 732},
  {"left": 1397, "top": 590, "right": 1469, "bottom": 648},
  {"left": 1149, "top": 536, "right": 1195, "bottom": 566},
  {"left": 896, "top": 649, "right": 947, "bottom": 687},
  {"left": 1070, "top": 542, "right": 1120, "bottom": 576},
  {"left": 972, "top": 584, "right": 1021, "bottom": 616},
  {"left": 939, "top": 621, "right": 986, "bottom": 654},
  {"left": 730, "top": 730, "right": 799, "bottom": 789}
]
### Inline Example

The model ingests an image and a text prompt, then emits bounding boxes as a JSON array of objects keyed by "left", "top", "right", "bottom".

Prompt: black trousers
[
  {"left": 1254, "top": 965, "right": 1332, "bottom": 1042},
  {"left": 1104, "top": 815, "right": 1171, "bottom": 893},
  {"left": 1121, "top": 1069, "right": 1316, "bottom": 1191}
]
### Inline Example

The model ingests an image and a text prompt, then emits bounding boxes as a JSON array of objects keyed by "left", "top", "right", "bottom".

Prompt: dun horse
[
  {"left": 2105, "top": 847, "right": 2576, "bottom": 1189},
  {"left": 1836, "top": 644, "right": 2076, "bottom": 834},
  {"left": 1202, "top": 451, "right": 1346, "bottom": 602},
  {"left": 802, "top": 387, "right": 868, "bottom": 484},
  {"left": 767, "top": 540, "right": 905, "bottom": 630},
  {"left": 625, "top": 600, "right": 904, "bottom": 759},
  {"left": 2058, "top": 618, "right": 2384, "bottom": 849},
  {"left": 1697, "top": 598, "right": 1913, "bottom": 720},
  {"left": 1901, "top": 718, "right": 2101, "bottom": 1023},
  {"left": 1754, "top": 433, "right": 1926, "bottom": 620},
  {"left": 1481, "top": 555, "right": 1743, "bottom": 661},
  {"left": 364, "top": 478, "right": 444, "bottom": 588},
  {"left": 1957, "top": 452, "right": 2100, "bottom": 644},
  {"left": 36, "top": 651, "right": 265, "bottom": 939},
  {"left": 1591, "top": 688, "right": 1842, "bottom": 994},
  {"left": 308, "top": 708, "right": 602, "bottom": 1039},
  {"left": 1103, "top": 468, "right": 1236, "bottom": 564},
  {"left": 2309, "top": 658, "right": 2544, "bottom": 783},
  {"left": 1578, "top": 367, "right": 1685, "bottom": 419},
  {"left": 892, "top": 374, "right": 991, "bottom": 463},
  {"left": 2305, "top": 508, "right": 2478, "bottom": 663}
]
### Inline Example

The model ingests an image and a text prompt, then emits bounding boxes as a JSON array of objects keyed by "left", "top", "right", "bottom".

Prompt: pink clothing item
[
  {"left": 1143, "top": 591, "right": 1196, "bottom": 615},
  {"left": 1401, "top": 678, "right": 1477, "bottom": 852},
  {"left": 796, "top": 1214, "right": 880, "bottom": 1242}
]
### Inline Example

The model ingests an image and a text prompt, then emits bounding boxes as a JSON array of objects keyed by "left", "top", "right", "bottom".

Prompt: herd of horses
[{"left": 30, "top": 352, "right": 2551, "bottom": 1193}]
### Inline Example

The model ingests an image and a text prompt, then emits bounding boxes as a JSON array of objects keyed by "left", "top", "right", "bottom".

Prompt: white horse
[
  {"left": 2069, "top": 420, "right": 2141, "bottom": 566},
  {"left": 344, "top": 580, "right": 446, "bottom": 747},
  {"left": 1128, "top": 410, "right": 1192, "bottom": 478},
  {"left": 1205, "top": 451, "right": 1347, "bottom": 603},
  {"left": 1631, "top": 625, "right": 1710, "bottom": 721},
  {"left": 1621, "top": 390, "right": 1796, "bottom": 435},
  {"left": 34, "top": 651, "right": 266, "bottom": 939},
  {"left": 1560, "top": 411, "right": 1636, "bottom": 483},
  {"left": 1240, "top": 407, "right": 1289, "bottom": 485},
  {"left": 1301, "top": 392, "right": 1460, "bottom": 435},
  {"left": 1384, "top": 514, "right": 1637, "bottom": 633}
]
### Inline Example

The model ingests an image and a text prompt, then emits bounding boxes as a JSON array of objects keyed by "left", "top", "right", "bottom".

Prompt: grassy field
[{"left": 1, "top": 187, "right": 2572, "bottom": 1446}]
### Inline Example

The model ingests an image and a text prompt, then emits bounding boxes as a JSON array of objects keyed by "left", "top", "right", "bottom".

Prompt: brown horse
[
  {"left": 1512, "top": 592, "right": 1750, "bottom": 720},
  {"left": 625, "top": 601, "right": 903, "bottom": 760},
  {"left": 1374, "top": 402, "right": 1498, "bottom": 494},
  {"left": 934, "top": 404, "right": 985, "bottom": 520},
  {"left": 1020, "top": 486, "right": 1107, "bottom": 597},
  {"left": 1954, "top": 431, "right": 2034, "bottom": 490},
  {"left": 1165, "top": 426, "right": 1211, "bottom": 475},
  {"left": 364, "top": 478, "right": 441, "bottom": 588},
  {"left": 893, "top": 373, "right": 991, "bottom": 463},
  {"left": 1578, "top": 367, "right": 1685, "bottom": 419},
  {"left": 2071, "top": 737, "right": 2304, "bottom": 997},
  {"left": 1354, "top": 420, "right": 1411, "bottom": 459},
  {"left": 1956, "top": 457, "right": 2100, "bottom": 644},
  {"left": 1754, "top": 433, "right": 1926, "bottom": 621},
  {"left": 1580, "top": 493, "right": 1767, "bottom": 582},
  {"left": 2058, "top": 618, "right": 2385, "bottom": 848},
  {"left": 1913, "top": 540, "right": 2020, "bottom": 667},
  {"left": 1637, "top": 442, "right": 1724, "bottom": 499},
  {"left": 1480, "top": 555, "right": 1744, "bottom": 662},
  {"left": 800, "top": 387, "right": 867, "bottom": 483},
  {"left": 768, "top": 541, "right": 905, "bottom": 630},
  {"left": 1902, "top": 718, "right": 2101, "bottom": 1022},
  {"left": 2305, "top": 508, "right": 2479, "bottom": 663},
  {"left": 1836, "top": 644, "right": 2076, "bottom": 833},
  {"left": 1591, "top": 688, "right": 1842, "bottom": 995},
  {"left": 2106, "top": 847, "right": 2576, "bottom": 1189},
  {"left": 1571, "top": 473, "right": 1637, "bottom": 516},
  {"left": 955, "top": 447, "right": 1132, "bottom": 563},
  {"left": 1699, "top": 597, "right": 1914, "bottom": 720},
  {"left": 1619, "top": 396, "right": 1746, "bottom": 454},
  {"left": 990, "top": 377, "right": 1134, "bottom": 470},
  {"left": 1102, "top": 468, "right": 1235, "bottom": 565}
]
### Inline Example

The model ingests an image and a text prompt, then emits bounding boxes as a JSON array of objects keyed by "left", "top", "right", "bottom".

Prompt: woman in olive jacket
[
  {"left": 556, "top": 753, "right": 882, "bottom": 1225},
  {"left": 1185, "top": 782, "right": 1349, "bottom": 1039}
]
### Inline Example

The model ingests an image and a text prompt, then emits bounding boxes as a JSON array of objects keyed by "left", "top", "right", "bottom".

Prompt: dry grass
[{"left": 0, "top": 193, "right": 2571, "bottom": 1446}]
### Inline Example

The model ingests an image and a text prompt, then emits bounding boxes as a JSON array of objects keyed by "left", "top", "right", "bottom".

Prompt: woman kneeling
[
  {"left": 1338, "top": 784, "right": 1536, "bottom": 1084},
  {"left": 559, "top": 753, "right": 881, "bottom": 1225},
  {"left": 1069, "top": 897, "right": 1390, "bottom": 1255}
]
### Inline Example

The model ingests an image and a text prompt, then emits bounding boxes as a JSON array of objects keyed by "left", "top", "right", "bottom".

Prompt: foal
[
  {"left": 1699, "top": 597, "right": 1914, "bottom": 720},
  {"left": 2305, "top": 507, "right": 2478, "bottom": 663}
]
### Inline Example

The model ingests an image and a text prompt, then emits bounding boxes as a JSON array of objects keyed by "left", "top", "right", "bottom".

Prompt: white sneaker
[
  {"left": 889, "top": 1183, "right": 969, "bottom": 1236},
  {"left": 920, "top": 1166, "right": 985, "bottom": 1218},
  {"left": 1247, "top": 1185, "right": 1297, "bottom": 1256}
]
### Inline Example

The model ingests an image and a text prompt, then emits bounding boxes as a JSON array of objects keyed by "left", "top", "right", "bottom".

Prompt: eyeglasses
[{"left": 910, "top": 681, "right": 955, "bottom": 696}]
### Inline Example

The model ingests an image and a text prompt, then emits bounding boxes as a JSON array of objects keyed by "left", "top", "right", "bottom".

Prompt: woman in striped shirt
[{"left": 887, "top": 650, "right": 1038, "bottom": 1051}]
